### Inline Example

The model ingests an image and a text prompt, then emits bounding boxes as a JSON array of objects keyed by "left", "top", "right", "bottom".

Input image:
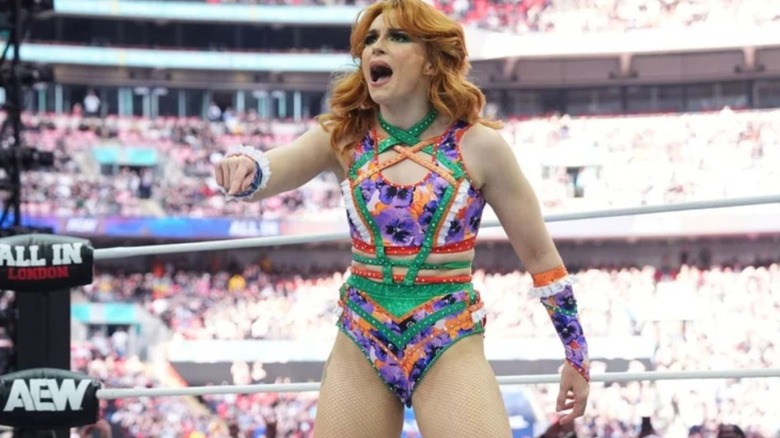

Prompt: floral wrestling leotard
[{"left": 335, "top": 116, "right": 488, "bottom": 407}]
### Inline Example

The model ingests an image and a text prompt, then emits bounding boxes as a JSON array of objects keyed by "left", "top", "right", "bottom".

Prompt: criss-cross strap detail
[
  {"left": 352, "top": 139, "right": 454, "bottom": 187},
  {"left": 377, "top": 109, "right": 438, "bottom": 153},
  {"left": 389, "top": 145, "right": 456, "bottom": 186},
  {"left": 352, "top": 140, "right": 431, "bottom": 187}
]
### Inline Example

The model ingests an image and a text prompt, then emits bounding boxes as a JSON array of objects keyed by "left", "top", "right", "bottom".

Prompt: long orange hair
[{"left": 318, "top": 0, "right": 500, "bottom": 156}]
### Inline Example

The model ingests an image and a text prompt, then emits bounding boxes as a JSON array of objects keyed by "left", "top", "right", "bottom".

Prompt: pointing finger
[{"left": 214, "top": 162, "right": 224, "bottom": 188}]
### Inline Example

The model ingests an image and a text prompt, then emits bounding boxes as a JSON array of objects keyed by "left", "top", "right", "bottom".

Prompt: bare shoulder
[
  {"left": 461, "top": 122, "right": 505, "bottom": 145},
  {"left": 459, "top": 122, "right": 513, "bottom": 188}
]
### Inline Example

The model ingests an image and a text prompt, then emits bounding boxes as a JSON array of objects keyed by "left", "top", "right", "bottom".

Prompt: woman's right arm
[{"left": 214, "top": 124, "right": 341, "bottom": 202}]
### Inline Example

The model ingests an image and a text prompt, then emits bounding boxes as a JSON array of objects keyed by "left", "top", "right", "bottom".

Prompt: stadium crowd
[
  {"left": 435, "top": 0, "right": 780, "bottom": 35},
  {"left": 71, "top": 338, "right": 230, "bottom": 438},
  {"left": 6, "top": 100, "right": 779, "bottom": 437},
  {"left": 193, "top": 0, "right": 780, "bottom": 35},
  {"left": 1, "top": 0, "right": 777, "bottom": 437},
  {"left": 6, "top": 103, "right": 779, "bottom": 435},
  {"left": 77, "top": 255, "right": 780, "bottom": 437},
  {"left": 14, "top": 106, "right": 780, "bottom": 221}
]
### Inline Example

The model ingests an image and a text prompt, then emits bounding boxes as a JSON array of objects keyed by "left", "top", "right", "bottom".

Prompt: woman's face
[{"left": 361, "top": 13, "right": 431, "bottom": 107}]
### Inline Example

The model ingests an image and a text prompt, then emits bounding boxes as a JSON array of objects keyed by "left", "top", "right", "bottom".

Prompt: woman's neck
[{"left": 378, "top": 102, "right": 432, "bottom": 130}]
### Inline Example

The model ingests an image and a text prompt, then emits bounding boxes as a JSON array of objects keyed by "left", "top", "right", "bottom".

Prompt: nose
[{"left": 372, "top": 39, "right": 387, "bottom": 55}]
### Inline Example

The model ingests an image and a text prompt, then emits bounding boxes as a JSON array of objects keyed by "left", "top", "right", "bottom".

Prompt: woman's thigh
[
  {"left": 411, "top": 335, "right": 511, "bottom": 438},
  {"left": 313, "top": 332, "right": 404, "bottom": 438}
]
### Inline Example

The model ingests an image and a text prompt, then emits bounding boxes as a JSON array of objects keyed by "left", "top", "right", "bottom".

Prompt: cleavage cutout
[
  {"left": 355, "top": 135, "right": 456, "bottom": 187},
  {"left": 366, "top": 129, "right": 457, "bottom": 189},
  {"left": 377, "top": 147, "right": 436, "bottom": 187},
  {"left": 371, "top": 110, "right": 449, "bottom": 187}
]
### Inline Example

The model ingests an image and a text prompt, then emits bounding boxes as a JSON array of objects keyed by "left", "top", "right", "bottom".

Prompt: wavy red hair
[{"left": 318, "top": 0, "right": 499, "bottom": 156}]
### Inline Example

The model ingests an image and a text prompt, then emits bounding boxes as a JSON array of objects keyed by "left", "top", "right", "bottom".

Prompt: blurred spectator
[
  {"left": 717, "top": 424, "right": 747, "bottom": 438},
  {"left": 83, "top": 90, "right": 101, "bottom": 118},
  {"left": 638, "top": 416, "right": 659, "bottom": 437}
]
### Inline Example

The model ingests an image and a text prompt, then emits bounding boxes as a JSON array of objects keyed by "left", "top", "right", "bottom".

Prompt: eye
[
  {"left": 389, "top": 32, "right": 410, "bottom": 42},
  {"left": 364, "top": 34, "right": 378, "bottom": 45}
]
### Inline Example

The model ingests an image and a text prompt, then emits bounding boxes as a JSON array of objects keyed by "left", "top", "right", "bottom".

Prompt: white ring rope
[
  {"left": 96, "top": 368, "right": 780, "bottom": 400},
  {"left": 94, "top": 194, "right": 780, "bottom": 260},
  {"left": 87, "top": 195, "right": 780, "bottom": 401}
]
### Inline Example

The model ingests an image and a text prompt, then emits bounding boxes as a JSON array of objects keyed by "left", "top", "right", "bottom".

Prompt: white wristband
[
  {"left": 224, "top": 145, "right": 272, "bottom": 200},
  {"left": 529, "top": 275, "right": 577, "bottom": 298}
]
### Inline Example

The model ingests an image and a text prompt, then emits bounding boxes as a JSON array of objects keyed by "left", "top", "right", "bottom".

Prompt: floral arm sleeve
[{"left": 531, "top": 266, "right": 590, "bottom": 380}]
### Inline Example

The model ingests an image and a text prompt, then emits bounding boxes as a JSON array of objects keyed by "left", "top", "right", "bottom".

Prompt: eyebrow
[{"left": 366, "top": 27, "right": 406, "bottom": 35}]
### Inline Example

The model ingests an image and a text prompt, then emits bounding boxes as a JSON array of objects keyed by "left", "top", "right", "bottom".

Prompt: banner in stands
[
  {"left": 20, "top": 216, "right": 281, "bottom": 239},
  {"left": 0, "top": 368, "right": 101, "bottom": 429}
]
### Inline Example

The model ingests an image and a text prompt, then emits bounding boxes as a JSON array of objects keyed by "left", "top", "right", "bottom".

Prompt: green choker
[{"left": 377, "top": 109, "right": 438, "bottom": 153}]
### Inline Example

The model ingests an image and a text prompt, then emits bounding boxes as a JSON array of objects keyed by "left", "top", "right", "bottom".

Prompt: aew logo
[
  {"left": 3, "top": 378, "right": 90, "bottom": 412},
  {"left": 0, "top": 368, "right": 101, "bottom": 429},
  {"left": 0, "top": 234, "right": 94, "bottom": 292}
]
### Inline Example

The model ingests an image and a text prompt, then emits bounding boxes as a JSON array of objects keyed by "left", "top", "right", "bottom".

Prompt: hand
[
  {"left": 214, "top": 155, "right": 257, "bottom": 196},
  {"left": 555, "top": 362, "right": 589, "bottom": 425},
  {"left": 79, "top": 419, "right": 112, "bottom": 438}
]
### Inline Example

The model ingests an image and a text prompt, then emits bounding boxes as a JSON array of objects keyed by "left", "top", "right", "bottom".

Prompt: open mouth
[{"left": 369, "top": 62, "right": 393, "bottom": 84}]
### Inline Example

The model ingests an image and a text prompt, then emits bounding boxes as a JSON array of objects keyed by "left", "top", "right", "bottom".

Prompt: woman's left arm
[{"left": 462, "top": 124, "right": 590, "bottom": 425}]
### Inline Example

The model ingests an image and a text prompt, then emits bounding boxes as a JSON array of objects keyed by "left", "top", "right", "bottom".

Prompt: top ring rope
[{"left": 94, "top": 195, "right": 780, "bottom": 261}]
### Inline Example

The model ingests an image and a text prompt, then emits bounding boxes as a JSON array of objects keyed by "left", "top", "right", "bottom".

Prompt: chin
[{"left": 367, "top": 90, "right": 392, "bottom": 106}]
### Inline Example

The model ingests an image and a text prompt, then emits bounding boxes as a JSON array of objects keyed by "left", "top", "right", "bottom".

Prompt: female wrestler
[{"left": 214, "top": 0, "right": 590, "bottom": 436}]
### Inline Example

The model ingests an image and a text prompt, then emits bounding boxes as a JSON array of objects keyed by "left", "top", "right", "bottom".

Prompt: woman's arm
[
  {"left": 215, "top": 123, "right": 342, "bottom": 202},
  {"left": 462, "top": 124, "right": 589, "bottom": 424},
  {"left": 461, "top": 124, "right": 561, "bottom": 271}
]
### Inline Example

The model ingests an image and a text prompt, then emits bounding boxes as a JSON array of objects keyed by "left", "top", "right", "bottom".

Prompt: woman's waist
[
  {"left": 349, "top": 263, "right": 472, "bottom": 283},
  {"left": 349, "top": 236, "right": 475, "bottom": 286},
  {"left": 352, "top": 237, "right": 476, "bottom": 256},
  {"left": 339, "top": 274, "right": 483, "bottom": 324},
  {"left": 343, "top": 273, "right": 475, "bottom": 299},
  {"left": 351, "top": 241, "right": 474, "bottom": 266},
  {"left": 350, "top": 249, "right": 473, "bottom": 282}
]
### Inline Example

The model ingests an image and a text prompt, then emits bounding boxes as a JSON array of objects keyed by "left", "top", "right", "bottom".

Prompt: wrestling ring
[{"left": 2, "top": 194, "right": 780, "bottom": 433}]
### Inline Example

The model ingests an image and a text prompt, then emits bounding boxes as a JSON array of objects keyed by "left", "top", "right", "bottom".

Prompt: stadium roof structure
[
  {"left": 50, "top": 0, "right": 780, "bottom": 61},
  {"left": 4, "top": 0, "right": 776, "bottom": 88}
]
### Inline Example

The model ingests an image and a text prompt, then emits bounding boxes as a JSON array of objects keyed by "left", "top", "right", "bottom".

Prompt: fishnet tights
[
  {"left": 412, "top": 335, "right": 512, "bottom": 438},
  {"left": 313, "top": 333, "right": 404, "bottom": 438}
]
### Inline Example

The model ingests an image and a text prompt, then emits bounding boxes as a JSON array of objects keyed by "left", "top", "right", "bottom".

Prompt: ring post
[{"left": 0, "top": 234, "right": 101, "bottom": 437}]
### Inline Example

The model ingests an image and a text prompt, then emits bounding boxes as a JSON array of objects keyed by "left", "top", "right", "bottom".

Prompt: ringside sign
[
  {"left": 0, "top": 234, "right": 93, "bottom": 292},
  {"left": 0, "top": 368, "right": 102, "bottom": 429}
]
